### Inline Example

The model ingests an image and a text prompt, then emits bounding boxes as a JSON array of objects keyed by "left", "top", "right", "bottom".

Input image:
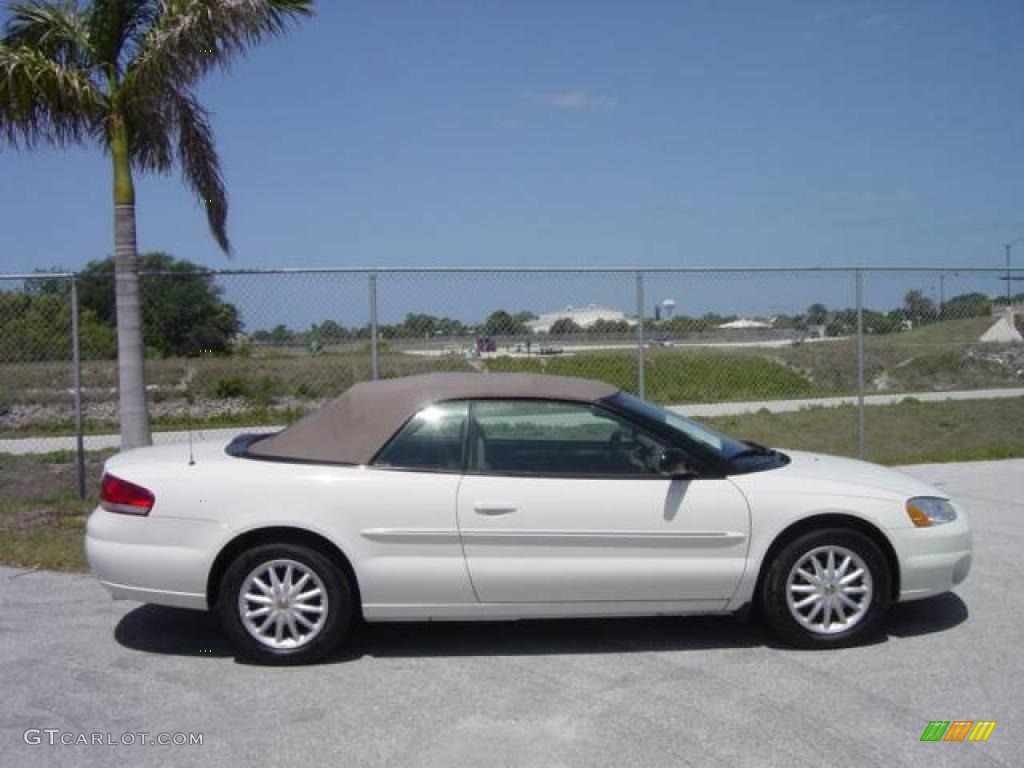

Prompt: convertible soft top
[{"left": 246, "top": 372, "right": 619, "bottom": 465}]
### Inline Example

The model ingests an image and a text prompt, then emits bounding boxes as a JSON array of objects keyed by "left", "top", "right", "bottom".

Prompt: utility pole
[{"left": 1006, "top": 238, "right": 1024, "bottom": 306}]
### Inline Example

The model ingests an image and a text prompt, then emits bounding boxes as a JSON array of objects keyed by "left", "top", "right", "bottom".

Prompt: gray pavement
[
  {"left": 1, "top": 459, "right": 1021, "bottom": 767},
  {"left": 3, "top": 387, "right": 1023, "bottom": 454}
]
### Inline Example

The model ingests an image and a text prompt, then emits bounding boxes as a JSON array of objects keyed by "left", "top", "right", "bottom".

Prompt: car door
[
  {"left": 456, "top": 399, "right": 751, "bottom": 604},
  {"left": 357, "top": 400, "right": 477, "bottom": 611}
]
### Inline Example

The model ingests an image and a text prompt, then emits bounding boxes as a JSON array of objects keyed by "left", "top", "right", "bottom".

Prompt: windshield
[{"left": 607, "top": 392, "right": 756, "bottom": 462}]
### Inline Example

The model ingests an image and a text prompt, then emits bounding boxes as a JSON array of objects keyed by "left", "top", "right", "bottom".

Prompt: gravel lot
[{"left": 1, "top": 460, "right": 1020, "bottom": 768}]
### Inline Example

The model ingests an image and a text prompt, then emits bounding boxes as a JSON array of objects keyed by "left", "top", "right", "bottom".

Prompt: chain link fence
[{"left": 2, "top": 266, "right": 1023, "bottom": 499}]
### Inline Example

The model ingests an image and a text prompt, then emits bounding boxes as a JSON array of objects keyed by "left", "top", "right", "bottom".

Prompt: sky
[{"left": 2, "top": 0, "right": 1024, "bottom": 323}]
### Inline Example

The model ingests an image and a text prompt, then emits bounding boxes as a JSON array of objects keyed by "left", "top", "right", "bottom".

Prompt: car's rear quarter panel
[{"left": 89, "top": 445, "right": 475, "bottom": 611}]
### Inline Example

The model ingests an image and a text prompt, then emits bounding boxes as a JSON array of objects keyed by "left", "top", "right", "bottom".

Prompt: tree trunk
[{"left": 111, "top": 116, "right": 152, "bottom": 449}]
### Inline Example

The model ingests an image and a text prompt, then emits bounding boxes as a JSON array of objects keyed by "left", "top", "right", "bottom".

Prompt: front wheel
[
  {"left": 217, "top": 543, "right": 353, "bottom": 664},
  {"left": 761, "top": 528, "right": 890, "bottom": 648}
]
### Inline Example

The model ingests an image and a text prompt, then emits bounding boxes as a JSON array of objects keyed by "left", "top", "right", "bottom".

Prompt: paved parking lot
[{"left": 1, "top": 459, "right": 1020, "bottom": 767}]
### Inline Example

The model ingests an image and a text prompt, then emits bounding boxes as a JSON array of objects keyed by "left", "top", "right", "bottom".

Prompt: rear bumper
[
  {"left": 888, "top": 512, "right": 972, "bottom": 601},
  {"left": 85, "top": 507, "right": 220, "bottom": 611}
]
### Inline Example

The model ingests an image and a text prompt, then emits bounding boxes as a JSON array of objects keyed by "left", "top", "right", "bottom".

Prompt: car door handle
[{"left": 473, "top": 502, "right": 517, "bottom": 515}]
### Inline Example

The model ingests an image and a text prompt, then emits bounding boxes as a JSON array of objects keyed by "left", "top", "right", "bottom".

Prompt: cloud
[
  {"left": 859, "top": 13, "right": 894, "bottom": 28},
  {"left": 811, "top": 6, "right": 899, "bottom": 34},
  {"left": 523, "top": 89, "right": 617, "bottom": 111},
  {"left": 813, "top": 6, "right": 851, "bottom": 24},
  {"left": 820, "top": 189, "right": 923, "bottom": 206}
]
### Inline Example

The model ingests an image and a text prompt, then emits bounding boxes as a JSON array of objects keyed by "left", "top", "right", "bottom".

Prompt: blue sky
[{"left": 2, "top": 0, "right": 1023, "bottom": 321}]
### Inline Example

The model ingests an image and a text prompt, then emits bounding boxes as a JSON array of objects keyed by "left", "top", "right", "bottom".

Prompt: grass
[
  {"left": 0, "top": 496, "right": 92, "bottom": 571},
  {"left": 885, "top": 316, "right": 994, "bottom": 347},
  {"left": 0, "top": 449, "right": 112, "bottom": 571},
  {"left": 704, "top": 396, "right": 1024, "bottom": 465},
  {"left": 2, "top": 398, "right": 1022, "bottom": 572},
  {"left": 0, "top": 408, "right": 302, "bottom": 436},
  {"left": 0, "top": 349, "right": 475, "bottom": 402},
  {"left": 486, "top": 350, "right": 816, "bottom": 403}
]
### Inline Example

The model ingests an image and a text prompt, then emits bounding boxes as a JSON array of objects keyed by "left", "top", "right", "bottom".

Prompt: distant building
[
  {"left": 527, "top": 304, "right": 637, "bottom": 334},
  {"left": 980, "top": 307, "right": 1024, "bottom": 343},
  {"left": 716, "top": 317, "right": 773, "bottom": 330}
]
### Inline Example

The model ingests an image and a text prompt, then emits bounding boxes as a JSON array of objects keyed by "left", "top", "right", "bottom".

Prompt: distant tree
[
  {"left": 311, "top": 320, "right": 350, "bottom": 344},
  {"left": 402, "top": 313, "right": 440, "bottom": 337},
  {"left": 548, "top": 317, "right": 583, "bottom": 336},
  {"left": 943, "top": 292, "right": 991, "bottom": 319},
  {"left": 483, "top": 310, "right": 529, "bottom": 336},
  {"left": 0, "top": 290, "right": 115, "bottom": 362},
  {"left": 825, "top": 308, "right": 858, "bottom": 338},
  {"left": 77, "top": 253, "right": 241, "bottom": 357},
  {"left": 770, "top": 314, "right": 803, "bottom": 330},
  {"left": 399, "top": 313, "right": 466, "bottom": 338},
  {"left": 806, "top": 303, "right": 829, "bottom": 326},
  {"left": 659, "top": 315, "right": 711, "bottom": 333},
  {"left": 252, "top": 324, "right": 297, "bottom": 346},
  {"left": 511, "top": 310, "right": 537, "bottom": 325},
  {"left": 862, "top": 309, "right": 902, "bottom": 335},
  {"left": 904, "top": 290, "right": 936, "bottom": 325},
  {"left": 586, "top": 318, "right": 632, "bottom": 335},
  {"left": 993, "top": 292, "right": 1024, "bottom": 307}
]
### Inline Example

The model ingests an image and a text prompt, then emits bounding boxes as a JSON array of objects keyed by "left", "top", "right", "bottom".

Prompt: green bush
[
  {"left": 294, "top": 381, "right": 325, "bottom": 399},
  {"left": 248, "top": 375, "right": 283, "bottom": 407},
  {"left": 213, "top": 376, "right": 247, "bottom": 399}
]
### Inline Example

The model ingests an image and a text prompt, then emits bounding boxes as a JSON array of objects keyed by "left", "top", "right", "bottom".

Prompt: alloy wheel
[
  {"left": 238, "top": 558, "right": 329, "bottom": 650},
  {"left": 785, "top": 545, "right": 873, "bottom": 635}
]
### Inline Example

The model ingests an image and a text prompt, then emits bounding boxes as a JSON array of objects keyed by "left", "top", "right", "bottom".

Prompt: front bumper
[
  {"left": 85, "top": 507, "right": 220, "bottom": 611},
  {"left": 888, "top": 510, "right": 972, "bottom": 601}
]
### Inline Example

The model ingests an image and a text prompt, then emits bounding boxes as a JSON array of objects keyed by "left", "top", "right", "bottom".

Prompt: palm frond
[
  {"left": 125, "top": 0, "right": 312, "bottom": 97},
  {"left": 121, "top": 88, "right": 174, "bottom": 172},
  {"left": 3, "top": 0, "right": 93, "bottom": 69},
  {"left": 170, "top": 88, "right": 230, "bottom": 254},
  {"left": 0, "top": 44, "right": 106, "bottom": 148},
  {"left": 85, "top": 0, "right": 157, "bottom": 75}
]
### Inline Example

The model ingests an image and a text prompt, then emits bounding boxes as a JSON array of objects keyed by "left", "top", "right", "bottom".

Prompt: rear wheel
[
  {"left": 217, "top": 543, "right": 352, "bottom": 664},
  {"left": 761, "top": 528, "right": 890, "bottom": 648}
]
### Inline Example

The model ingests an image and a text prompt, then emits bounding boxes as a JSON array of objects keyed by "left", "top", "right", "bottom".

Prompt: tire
[
  {"left": 761, "top": 528, "right": 890, "bottom": 649},
  {"left": 217, "top": 542, "right": 352, "bottom": 665}
]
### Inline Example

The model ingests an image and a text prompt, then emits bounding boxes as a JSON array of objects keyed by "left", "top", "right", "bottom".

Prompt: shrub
[
  {"left": 295, "top": 382, "right": 324, "bottom": 399},
  {"left": 248, "top": 375, "right": 283, "bottom": 407},
  {"left": 213, "top": 376, "right": 247, "bottom": 399}
]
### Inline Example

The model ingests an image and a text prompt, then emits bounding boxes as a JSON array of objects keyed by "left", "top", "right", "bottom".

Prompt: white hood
[{"left": 733, "top": 449, "right": 945, "bottom": 501}]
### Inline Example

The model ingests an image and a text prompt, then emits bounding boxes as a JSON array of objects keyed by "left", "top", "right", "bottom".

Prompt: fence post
[
  {"left": 855, "top": 269, "right": 866, "bottom": 459},
  {"left": 368, "top": 272, "right": 379, "bottom": 380},
  {"left": 635, "top": 271, "right": 646, "bottom": 398},
  {"left": 70, "top": 276, "right": 86, "bottom": 499}
]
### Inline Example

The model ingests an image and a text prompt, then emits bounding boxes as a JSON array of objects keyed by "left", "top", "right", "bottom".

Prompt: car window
[
  {"left": 373, "top": 401, "right": 468, "bottom": 471},
  {"left": 607, "top": 391, "right": 755, "bottom": 463},
  {"left": 470, "top": 400, "right": 669, "bottom": 476}
]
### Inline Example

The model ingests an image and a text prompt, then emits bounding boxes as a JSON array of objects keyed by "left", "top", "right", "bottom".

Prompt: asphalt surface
[{"left": 1, "top": 459, "right": 1021, "bottom": 767}]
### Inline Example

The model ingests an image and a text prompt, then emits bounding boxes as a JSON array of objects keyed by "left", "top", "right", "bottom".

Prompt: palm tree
[{"left": 0, "top": 0, "right": 312, "bottom": 448}]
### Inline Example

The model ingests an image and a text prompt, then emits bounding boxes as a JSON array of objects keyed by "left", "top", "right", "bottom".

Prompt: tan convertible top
[{"left": 246, "top": 372, "right": 619, "bottom": 465}]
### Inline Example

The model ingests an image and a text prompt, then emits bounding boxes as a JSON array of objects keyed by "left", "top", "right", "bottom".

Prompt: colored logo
[{"left": 920, "top": 721, "right": 997, "bottom": 742}]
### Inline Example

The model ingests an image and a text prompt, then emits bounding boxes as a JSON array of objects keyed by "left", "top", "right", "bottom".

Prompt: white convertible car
[{"left": 87, "top": 373, "right": 972, "bottom": 664}]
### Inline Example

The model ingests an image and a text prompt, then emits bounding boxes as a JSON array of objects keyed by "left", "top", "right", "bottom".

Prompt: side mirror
[{"left": 659, "top": 449, "right": 696, "bottom": 479}]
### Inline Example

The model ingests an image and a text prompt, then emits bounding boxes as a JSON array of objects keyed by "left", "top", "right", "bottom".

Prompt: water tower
[{"left": 661, "top": 298, "right": 677, "bottom": 320}]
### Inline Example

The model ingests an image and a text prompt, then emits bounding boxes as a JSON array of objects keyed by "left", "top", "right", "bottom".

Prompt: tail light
[{"left": 100, "top": 473, "right": 155, "bottom": 515}]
